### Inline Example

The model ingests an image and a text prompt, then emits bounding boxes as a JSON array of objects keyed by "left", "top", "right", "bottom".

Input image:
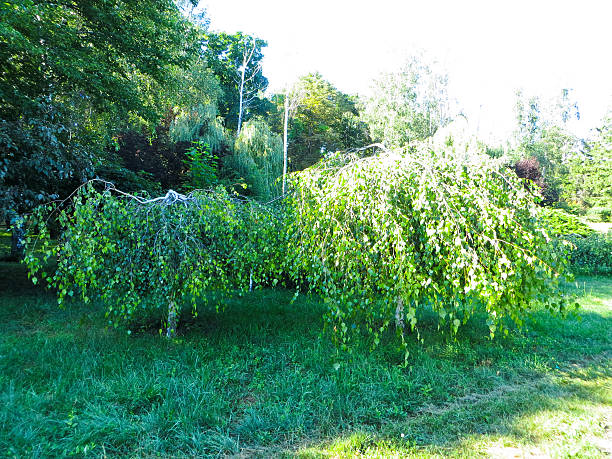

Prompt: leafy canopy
[
  {"left": 202, "top": 31, "right": 268, "bottom": 131},
  {"left": 25, "top": 142, "right": 574, "bottom": 347},
  {"left": 286, "top": 145, "right": 573, "bottom": 348},
  {"left": 0, "top": 0, "right": 197, "bottom": 121},
  {"left": 360, "top": 55, "right": 452, "bottom": 148},
  {"left": 24, "top": 184, "right": 287, "bottom": 328},
  {"left": 280, "top": 73, "right": 369, "bottom": 171},
  {"left": 0, "top": 0, "right": 200, "bottom": 218}
]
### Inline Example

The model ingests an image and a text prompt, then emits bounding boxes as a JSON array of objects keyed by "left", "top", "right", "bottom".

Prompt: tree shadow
[{"left": 289, "top": 354, "right": 611, "bottom": 457}]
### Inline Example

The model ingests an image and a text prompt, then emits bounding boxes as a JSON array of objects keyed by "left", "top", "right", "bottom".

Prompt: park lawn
[
  {"left": 0, "top": 261, "right": 610, "bottom": 458},
  {"left": 0, "top": 230, "right": 10, "bottom": 258}
]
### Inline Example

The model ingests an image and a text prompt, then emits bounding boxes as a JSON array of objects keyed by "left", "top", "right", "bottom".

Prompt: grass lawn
[
  {"left": 0, "top": 259, "right": 610, "bottom": 458},
  {"left": 0, "top": 229, "right": 10, "bottom": 259}
]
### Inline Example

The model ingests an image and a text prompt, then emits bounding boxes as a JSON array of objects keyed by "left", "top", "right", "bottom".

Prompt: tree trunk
[
  {"left": 237, "top": 64, "right": 246, "bottom": 135},
  {"left": 395, "top": 297, "right": 405, "bottom": 330},
  {"left": 165, "top": 300, "right": 178, "bottom": 338},
  {"left": 282, "top": 96, "right": 289, "bottom": 194},
  {"left": 9, "top": 213, "right": 24, "bottom": 261}
]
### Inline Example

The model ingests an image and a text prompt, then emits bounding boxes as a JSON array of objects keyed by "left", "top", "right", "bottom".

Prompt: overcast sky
[{"left": 202, "top": 0, "right": 611, "bottom": 143}]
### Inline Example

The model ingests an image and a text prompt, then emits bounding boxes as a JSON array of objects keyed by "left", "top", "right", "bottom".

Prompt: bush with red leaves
[{"left": 514, "top": 157, "right": 559, "bottom": 205}]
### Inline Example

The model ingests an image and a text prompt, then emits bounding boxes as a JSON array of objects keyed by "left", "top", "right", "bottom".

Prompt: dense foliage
[
  {"left": 537, "top": 208, "right": 611, "bottom": 275},
  {"left": 562, "top": 115, "right": 612, "bottom": 219},
  {"left": 538, "top": 208, "right": 594, "bottom": 238},
  {"left": 24, "top": 183, "right": 286, "bottom": 335},
  {"left": 268, "top": 73, "right": 370, "bottom": 172},
  {"left": 563, "top": 232, "right": 612, "bottom": 276},
  {"left": 226, "top": 119, "right": 283, "bottom": 199},
  {"left": 0, "top": 0, "right": 198, "bottom": 218},
  {"left": 25, "top": 142, "right": 575, "bottom": 346},
  {"left": 287, "top": 146, "right": 573, "bottom": 348}
]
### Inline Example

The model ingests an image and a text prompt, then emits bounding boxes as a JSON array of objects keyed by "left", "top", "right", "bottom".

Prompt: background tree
[
  {"left": 285, "top": 73, "right": 369, "bottom": 171},
  {"left": 0, "top": 0, "right": 200, "bottom": 256},
  {"left": 236, "top": 37, "right": 265, "bottom": 135},
  {"left": 223, "top": 119, "right": 283, "bottom": 199},
  {"left": 202, "top": 32, "right": 268, "bottom": 133},
  {"left": 562, "top": 113, "right": 612, "bottom": 219},
  {"left": 511, "top": 89, "right": 583, "bottom": 207},
  {"left": 279, "top": 87, "right": 305, "bottom": 193},
  {"left": 113, "top": 56, "right": 227, "bottom": 192},
  {"left": 360, "top": 55, "right": 452, "bottom": 148}
]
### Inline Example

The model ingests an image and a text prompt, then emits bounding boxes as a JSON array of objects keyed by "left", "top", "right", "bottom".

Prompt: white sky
[{"left": 202, "top": 0, "right": 612, "bottom": 144}]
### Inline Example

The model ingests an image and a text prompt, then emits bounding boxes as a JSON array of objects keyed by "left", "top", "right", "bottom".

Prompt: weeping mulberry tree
[{"left": 286, "top": 144, "right": 573, "bottom": 348}]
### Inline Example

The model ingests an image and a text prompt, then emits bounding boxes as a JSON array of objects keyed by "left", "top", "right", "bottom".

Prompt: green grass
[
  {"left": 0, "top": 262, "right": 610, "bottom": 457},
  {"left": 0, "top": 231, "right": 10, "bottom": 259}
]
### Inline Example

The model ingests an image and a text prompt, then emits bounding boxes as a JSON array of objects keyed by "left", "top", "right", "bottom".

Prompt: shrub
[
  {"left": 538, "top": 208, "right": 594, "bottom": 237},
  {"left": 564, "top": 232, "right": 612, "bottom": 275},
  {"left": 585, "top": 206, "right": 612, "bottom": 223},
  {"left": 183, "top": 140, "right": 218, "bottom": 189},
  {"left": 538, "top": 209, "right": 611, "bottom": 275},
  {"left": 514, "top": 156, "right": 559, "bottom": 205}
]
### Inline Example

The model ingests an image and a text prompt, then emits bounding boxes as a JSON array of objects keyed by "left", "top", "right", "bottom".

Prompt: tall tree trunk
[
  {"left": 282, "top": 96, "right": 289, "bottom": 194},
  {"left": 237, "top": 64, "right": 246, "bottom": 135}
]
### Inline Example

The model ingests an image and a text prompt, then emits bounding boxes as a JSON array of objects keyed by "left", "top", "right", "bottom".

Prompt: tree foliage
[
  {"left": 511, "top": 89, "right": 584, "bottom": 207},
  {"left": 24, "top": 143, "right": 574, "bottom": 347},
  {"left": 225, "top": 119, "right": 283, "bottom": 199},
  {"left": 0, "top": 102, "right": 97, "bottom": 219},
  {"left": 202, "top": 31, "right": 268, "bottom": 132},
  {"left": 9, "top": 4, "right": 591, "bottom": 349},
  {"left": 286, "top": 145, "right": 573, "bottom": 348},
  {"left": 167, "top": 57, "right": 226, "bottom": 152},
  {"left": 279, "top": 73, "right": 369, "bottom": 171},
  {"left": 562, "top": 113, "right": 612, "bottom": 217},
  {"left": 0, "top": 0, "right": 196, "bottom": 121},
  {"left": 24, "top": 183, "right": 287, "bottom": 335},
  {"left": 0, "top": 0, "right": 199, "bottom": 218},
  {"left": 564, "top": 232, "right": 612, "bottom": 275},
  {"left": 360, "top": 55, "right": 452, "bottom": 148}
]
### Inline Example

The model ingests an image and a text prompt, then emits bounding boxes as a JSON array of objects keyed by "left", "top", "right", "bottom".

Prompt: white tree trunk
[
  {"left": 395, "top": 297, "right": 405, "bottom": 330},
  {"left": 237, "top": 64, "right": 246, "bottom": 135},
  {"left": 282, "top": 96, "right": 289, "bottom": 194}
]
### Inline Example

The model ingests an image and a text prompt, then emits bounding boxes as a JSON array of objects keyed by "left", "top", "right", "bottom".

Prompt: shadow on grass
[
  {"left": 292, "top": 354, "right": 611, "bottom": 457},
  {"left": 0, "top": 260, "right": 610, "bottom": 457}
]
